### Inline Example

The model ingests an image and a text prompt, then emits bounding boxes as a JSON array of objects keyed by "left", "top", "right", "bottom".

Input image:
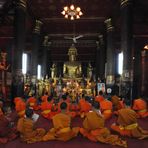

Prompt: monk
[
  {"left": 95, "top": 90, "right": 105, "bottom": 103},
  {"left": 79, "top": 95, "right": 92, "bottom": 118},
  {"left": 17, "top": 108, "right": 46, "bottom": 143},
  {"left": 58, "top": 94, "right": 70, "bottom": 112},
  {"left": 132, "top": 98, "right": 148, "bottom": 118},
  {"left": 0, "top": 101, "right": 18, "bottom": 144},
  {"left": 111, "top": 108, "right": 148, "bottom": 139},
  {"left": 40, "top": 96, "right": 53, "bottom": 120},
  {"left": 111, "top": 95, "right": 125, "bottom": 114},
  {"left": 80, "top": 101, "right": 127, "bottom": 147},
  {"left": 14, "top": 97, "right": 26, "bottom": 117},
  {"left": 43, "top": 102, "right": 79, "bottom": 141},
  {"left": 100, "top": 99, "right": 113, "bottom": 120},
  {"left": 69, "top": 101, "right": 80, "bottom": 118},
  {"left": 27, "top": 96, "right": 40, "bottom": 110}
]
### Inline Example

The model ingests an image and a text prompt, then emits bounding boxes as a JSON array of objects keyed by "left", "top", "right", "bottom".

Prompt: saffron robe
[
  {"left": 132, "top": 98, "right": 148, "bottom": 118},
  {"left": 17, "top": 117, "right": 46, "bottom": 143},
  {"left": 80, "top": 111, "right": 127, "bottom": 147},
  {"left": 111, "top": 108, "right": 148, "bottom": 139},
  {"left": 100, "top": 99, "right": 112, "bottom": 120},
  {"left": 42, "top": 112, "right": 79, "bottom": 141}
]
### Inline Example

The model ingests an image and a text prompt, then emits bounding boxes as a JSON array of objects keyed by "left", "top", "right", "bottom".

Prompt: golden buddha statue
[{"left": 63, "top": 44, "right": 82, "bottom": 78}]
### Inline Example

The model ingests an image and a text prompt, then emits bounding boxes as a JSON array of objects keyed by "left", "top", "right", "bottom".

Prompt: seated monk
[
  {"left": 111, "top": 95, "right": 125, "bottom": 114},
  {"left": 42, "top": 102, "right": 79, "bottom": 141},
  {"left": 58, "top": 95, "right": 70, "bottom": 112},
  {"left": 17, "top": 108, "right": 46, "bottom": 143},
  {"left": 69, "top": 101, "right": 80, "bottom": 118},
  {"left": 95, "top": 90, "right": 105, "bottom": 103},
  {"left": 100, "top": 99, "right": 113, "bottom": 120},
  {"left": 80, "top": 101, "right": 127, "bottom": 147},
  {"left": 132, "top": 98, "right": 148, "bottom": 118},
  {"left": 40, "top": 97, "right": 53, "bottom": 120},
  {"left": 41, "top": 93, "right": 49, "bottom": 102},
  {"left": 14, "top": 97, "right": 26, "bottom": 117},
  {"left": 79, "top": 95, "right": 92, "bottom": 118},
  {"left": 0, "top": 101, "right": 18, "bottom": 144},
  {"left": 27, "top": 96, "right": 40, "bottom": 110},
  {"left": 111, "top": 108, "right": 148, "bottom": 139}
]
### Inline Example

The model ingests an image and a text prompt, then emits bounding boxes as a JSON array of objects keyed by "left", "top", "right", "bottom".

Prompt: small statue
[
  {"left": 50, "top": 63, "right": 57, "bottom": 78},
  {"left": 0, "top": 51, "right": 10, "bottom": 71},
  {"left": 87, "top": 62, "right": 93, "bottom": 79}
]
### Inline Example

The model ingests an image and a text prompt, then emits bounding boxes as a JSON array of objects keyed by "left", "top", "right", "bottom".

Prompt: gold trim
[
  {"left": 104, "top": 18, "right": 114, "bottom": 32},
  {"left": 34, "top": 20, "right": 43, "bottom": 34},
  {"left": 121, "top": 0, "right": 131, "bottom": 7},
  {"left": 119, "top": 123, "right": 138, "bottom": 130}
]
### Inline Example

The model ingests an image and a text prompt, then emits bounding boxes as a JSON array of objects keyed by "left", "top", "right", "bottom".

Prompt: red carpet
[{"left": 0, "top": 113, "right": 148, "bottom": 148}]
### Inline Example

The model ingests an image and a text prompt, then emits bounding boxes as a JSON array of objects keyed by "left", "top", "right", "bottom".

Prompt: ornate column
[
  {"left": 12, "top": 0, "right": 26, "bottom": 97},
  {"left": 105, "top": 18, "right": 115, "bottom": 95},
  {"left": 31, "top": 20, "right": 42, "bottom": 95},
  {"left": 42, "top": 35, "right": 50, "bottom": 77},
  {"left": 120, "top": 0, "right": 133, "bottom": 105}
]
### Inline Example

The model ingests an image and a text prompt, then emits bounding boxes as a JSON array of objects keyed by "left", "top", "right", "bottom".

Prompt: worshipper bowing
[{"left": 111, "top": 108, "right": 148, "bottom": 139}]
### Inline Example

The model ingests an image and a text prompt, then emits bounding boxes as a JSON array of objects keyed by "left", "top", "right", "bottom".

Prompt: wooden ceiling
[{"left": 0, "top": 0, "right": 148, "bottom": 63}]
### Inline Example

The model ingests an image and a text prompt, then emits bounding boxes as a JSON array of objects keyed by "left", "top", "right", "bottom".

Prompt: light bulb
[
  {"left": 76, "top": 15, "right": 80, "bottom": 19},
  {"left": 65, "top": 14, "right": 68, "bottom": 18},
  {"left": 70, "top": 5, "right": 74, "bottom": 10},
  {"left": 76, "top": 7, "right": 81, "bottom": 12},
  {"left": 61, "top": 11, "right": 65, "bottom": 15},
  {"left": 79, "top": 11, "right": 83, "bottom": 16},
  {"left": 71, "top": 16, "right": 74, "bottom": 20},
  {"left": 64, "top": 6, "right": 68, "bottom": 11}
]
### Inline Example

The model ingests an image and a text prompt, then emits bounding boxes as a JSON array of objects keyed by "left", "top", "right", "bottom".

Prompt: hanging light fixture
[{"left": 61, "top": 4, "right": 83, "bottom": 20}]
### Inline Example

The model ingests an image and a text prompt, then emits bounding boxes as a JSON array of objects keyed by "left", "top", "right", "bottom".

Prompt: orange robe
[
  {"left": 111, "top": 108, "right": 148, "bottom": 139},
  {"left": 41, "top": 95, "right": 48, "bottom": 102},
  {"left": 100, "top": 99, "right": 112, "bottom": 120},
  {"left": 111, "top": 95, "right": 125, "bottom": 114},
  {"left": 17, "top": 117, "right": 46, "bottom": 143},
  {"left": 0, "top": 114, "right": 18, "bottom": 144},
  {"left": 79, "top": 99, "right": 92, "bottom": 118},
  {"left": 42, "top": 112, "right": 79, "bottom": 141},
  {"left": 27, "top": 97, "right": 40, "bottom": 110},
  {"left": 95, "top": 95, "right": 105, "bottom": 103},
  {"left": 80, "top": 111, "right": 127, "bottom": 147},
  {"left": 132, "top": 98, "right": 148, "bottom": 118},
  {"left": 14, "top": 98, "right": 26, "bottom": 117},
  {"left": 40, "top": 101, "right": 52, "bottom": 120},
  {"left": 69, "top": 103, "right": 80, "bottom": 118}
]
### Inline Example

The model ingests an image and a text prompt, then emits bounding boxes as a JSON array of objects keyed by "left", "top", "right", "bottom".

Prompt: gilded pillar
[
  {"left": 12, "top": 0, "right": 27, "bottom": 97},
  {"left": 120, "top": 0, "right": 133, "bottom": 105},
  {"left": 105, "top": 18, "right": 115, "bottom": 95}
]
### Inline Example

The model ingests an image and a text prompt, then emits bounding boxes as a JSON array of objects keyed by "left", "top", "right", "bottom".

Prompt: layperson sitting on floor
[
  {"left": 111, "top": 108, "right": 148, "bottom": 139},
  {"left": 17, "top": 108, "right": 46, "bottom": 143},
  {"left": 42, "top": 102, "right": 79, "bottom": 141},
  {"left": 80, "top": 101, "right": 127, "bottom": 147}
]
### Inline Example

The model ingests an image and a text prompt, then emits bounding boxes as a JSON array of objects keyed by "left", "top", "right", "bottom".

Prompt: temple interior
[{"left": 0, "top": 0, "right": 148, "bottom": 148}]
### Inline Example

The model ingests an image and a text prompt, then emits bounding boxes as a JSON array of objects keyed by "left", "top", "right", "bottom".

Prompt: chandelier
[{"left": 61, "top": 4, "right": 83, "bottom": 20}]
